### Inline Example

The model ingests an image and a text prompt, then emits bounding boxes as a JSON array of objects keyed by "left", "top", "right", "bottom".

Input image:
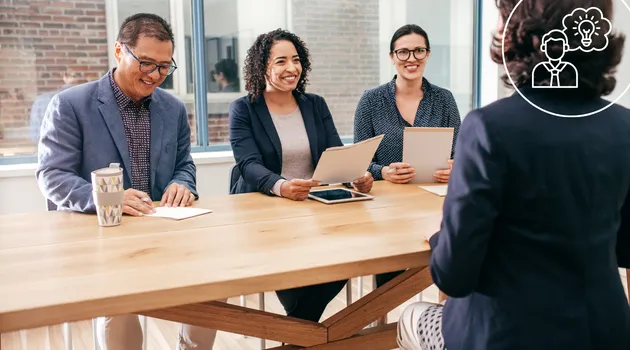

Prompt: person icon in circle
[{"left": 532, "top": 29, "right": 578, "bottom": 88}]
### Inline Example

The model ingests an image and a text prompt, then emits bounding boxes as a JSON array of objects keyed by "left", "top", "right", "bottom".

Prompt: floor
[{"left": 2, "top": 272, "right": 627, "bottom": 350}]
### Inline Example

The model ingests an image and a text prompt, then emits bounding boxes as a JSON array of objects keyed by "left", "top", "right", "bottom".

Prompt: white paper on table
[
  {"left": 145, "top": 207, "right": 213, "bottom": 220},
  {"left": 419, "top": 185, "right": 448, "bottom": 197},
  {"left": 403, "top": 127, "right": 454, "bottom": 184},
  {"left": 311, "top": 134, "right": 384, "bottom": 185}
]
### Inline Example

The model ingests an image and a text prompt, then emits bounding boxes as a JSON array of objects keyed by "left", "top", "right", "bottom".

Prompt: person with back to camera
[
  {"left": 353, "top": 24, "right": 461, "bottom": 291},
  {"left": 396, "top": 0, "right": 630, "bottom": 349},
  {"left": 229, "top": 28, "right": 373, "bottom": 322}
]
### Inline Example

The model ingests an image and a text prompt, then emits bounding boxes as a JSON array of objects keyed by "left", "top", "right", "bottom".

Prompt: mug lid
[{"left": 92, "top": 163, "right": 123, "bottom": 176}]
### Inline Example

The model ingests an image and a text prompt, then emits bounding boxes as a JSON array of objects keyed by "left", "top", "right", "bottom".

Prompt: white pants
[
  {"left": 397, "top": 301, "right": 445, "bottom": 350},
  {"left": 95, "top": 300, "right": 226, "bottom": 350}
]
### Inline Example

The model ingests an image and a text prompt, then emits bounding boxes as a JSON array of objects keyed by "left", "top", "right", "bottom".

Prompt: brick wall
[
  {"left": 291, "top": 0, "right": 380, "bottom": 138},
  {"left": 0, "top": 0, "right": 108, "bottom": 153}
]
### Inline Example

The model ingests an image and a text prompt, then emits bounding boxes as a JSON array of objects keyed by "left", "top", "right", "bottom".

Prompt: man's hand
[
  {"left": 352, "top": 172, "right": 374, "bottom": 193},
  {"left": 123, "top": 189, "right": 155, "bottom": 216},
  {"left": 160, "top": 183, "right": 195, "bottom": 207},
  {"left": 280, "top": 179, "right": 320, "bottom": 201}
]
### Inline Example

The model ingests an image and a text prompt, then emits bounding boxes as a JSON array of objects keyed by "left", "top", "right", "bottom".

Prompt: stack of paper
[
  {"left": 419, "top": 185, "right": 448, "bottom": 197},
  {"left": 145, "top": 207, "right": 213, "bottom": 220}
]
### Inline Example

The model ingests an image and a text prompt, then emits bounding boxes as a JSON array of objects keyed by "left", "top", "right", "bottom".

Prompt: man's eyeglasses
[
  {"left": 123, "top": 44, "right": 177, "bottom": 76},
  {"left": 392, "top": 47, "right": 430, "bottom": 61}
]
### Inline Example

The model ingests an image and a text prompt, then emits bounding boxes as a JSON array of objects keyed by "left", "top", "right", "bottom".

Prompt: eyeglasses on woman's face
[{"left": 392, "top": 47, "right": 430, "bottom": 61}]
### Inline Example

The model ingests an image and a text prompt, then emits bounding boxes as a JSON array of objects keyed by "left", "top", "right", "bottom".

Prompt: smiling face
[
  {"left": 265, "top": 40, "right": 302, "bottom": 93},
  {"left": 390, "top": 33, "right": 430, "bottom": 82},
  {"left": 113, "top": 35, "right": 173, "bottom": 102}
]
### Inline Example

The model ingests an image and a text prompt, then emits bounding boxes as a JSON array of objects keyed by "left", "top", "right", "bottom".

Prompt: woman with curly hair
[
  {"left": 397, "top": 0, "right": 630, "bottom": 349},
  {"left": 229, "top": 29, "right": 373, "bottom": 321}
]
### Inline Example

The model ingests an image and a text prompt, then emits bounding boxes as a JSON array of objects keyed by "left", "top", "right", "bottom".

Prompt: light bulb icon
[
  {"left": 563, "top": 7, "right": 612, "bottom": 52},
  {"left": 577, "top": 20, "right": 596, "bottom": 46}
]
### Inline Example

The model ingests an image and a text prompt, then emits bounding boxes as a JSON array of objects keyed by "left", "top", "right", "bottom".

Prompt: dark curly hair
[
  {"left": 491, "top": 0, "right": 625, "bottom": 97},
  {"left": 243, "top": 29, "right": 311, "bottom": 102}
]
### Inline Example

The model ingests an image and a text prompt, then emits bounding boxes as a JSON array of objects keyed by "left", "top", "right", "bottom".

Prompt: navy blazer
[
  {"left": 430, "top": 88, "right": 630, "bottom": 350},
  {"left": 36, "top": 73, "right": 197, "bottom": 213},
  {"left": 229, "top": 93, "right": 343, "bottom": 195}
]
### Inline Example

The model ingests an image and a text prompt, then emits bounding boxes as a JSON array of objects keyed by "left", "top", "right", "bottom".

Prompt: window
[
  {"left": 0, "top": 0, "right": 109, "bottom": 159},
  {"left": 116, "top": 0, "right": 174, "bottom": 90},
  {"left": 0, "top": 0, "right": 480, "bottom": 163}
]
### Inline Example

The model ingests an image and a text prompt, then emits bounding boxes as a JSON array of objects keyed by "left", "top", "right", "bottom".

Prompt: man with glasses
[{"left": 36, "top": 13, "right": 218, "bottom": 350}]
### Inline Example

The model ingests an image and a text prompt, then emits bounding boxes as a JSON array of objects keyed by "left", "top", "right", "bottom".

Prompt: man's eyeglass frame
[{"left": 123, "top": 43, "right": 177, "bottom": 76}]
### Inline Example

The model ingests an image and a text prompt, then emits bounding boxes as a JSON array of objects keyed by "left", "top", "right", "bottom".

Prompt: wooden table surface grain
[{"left": 0, "top": 182, "right": 444, "bottom": 333}]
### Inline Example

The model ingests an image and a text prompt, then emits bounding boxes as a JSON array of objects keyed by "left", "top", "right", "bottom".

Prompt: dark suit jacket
[
  {"left": 429, "top": 88, "right": 630, "bottom": 350},
  {"left": 36, "top": 73, "right": 197, "bottom": 213},
  {"left": 229, "top": 93, "right": 343, "bottom": 195}
]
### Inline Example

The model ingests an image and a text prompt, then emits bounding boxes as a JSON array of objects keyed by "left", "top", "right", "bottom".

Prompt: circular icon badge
[{"left": 501, "top": 0, "right": 630, "bottom": 117}]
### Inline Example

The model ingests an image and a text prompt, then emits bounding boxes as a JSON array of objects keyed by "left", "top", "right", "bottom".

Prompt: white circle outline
[{"left": 501, "top": 0, "right": 630, "bottom": 118}]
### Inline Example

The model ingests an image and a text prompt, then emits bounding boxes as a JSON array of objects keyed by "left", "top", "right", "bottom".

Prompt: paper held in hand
[
  {"left": 311, "top": 134, "right": 384, "bottom": 185},
  {"left": 402, "top": 127, "right": 454, "bottom": 184}
]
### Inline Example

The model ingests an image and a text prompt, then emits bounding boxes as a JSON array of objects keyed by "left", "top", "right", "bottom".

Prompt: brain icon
[{"left": 562, "top": 7, "right": 612, "bottom": 52}]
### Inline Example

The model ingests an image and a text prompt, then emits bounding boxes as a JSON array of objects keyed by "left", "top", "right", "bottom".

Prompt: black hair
[
  {"left": 117, "top": 13, "right": 175, "bottom": 50},
  {"left": 244, "top": 29, "right": 311, "bottom": 101},
  {"left": 213, "top": 58, "right": 239, "bottom": 84},
  {"left": 389, "top": 24, "right": 431, "bottom": 52}
]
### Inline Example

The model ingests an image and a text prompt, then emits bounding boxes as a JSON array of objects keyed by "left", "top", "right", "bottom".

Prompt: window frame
[{"left": 0, "top": 0, "right": 484, "bottom": 165}]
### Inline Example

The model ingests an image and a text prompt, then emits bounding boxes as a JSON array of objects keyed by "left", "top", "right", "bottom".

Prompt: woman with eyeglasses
[
  {"left": 353, "top": 24, "right": 461, "bottom": 290},
  {"left": 354, "top": 24, "right": 459, "bottom": 187}
]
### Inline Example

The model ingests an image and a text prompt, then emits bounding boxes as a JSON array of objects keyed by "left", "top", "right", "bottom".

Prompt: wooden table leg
[
  {"left": 268, "top": 324, "right": 398, "bottom": 350},
  {"left": 142, "top": 266, "right": 435, "bottom": 349}
]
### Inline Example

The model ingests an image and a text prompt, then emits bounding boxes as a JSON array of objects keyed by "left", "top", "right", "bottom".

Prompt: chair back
[{"left": 229, "top": 164, "right": 241, "bottom": 194}]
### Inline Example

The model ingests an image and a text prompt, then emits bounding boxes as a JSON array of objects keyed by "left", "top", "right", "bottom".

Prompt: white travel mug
[{"left": 91, "top": 163, "right": 124, "bottom": 227}]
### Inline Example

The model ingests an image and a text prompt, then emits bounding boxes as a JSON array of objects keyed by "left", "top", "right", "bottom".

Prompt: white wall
[
  {"left": 182, "top": 0, "right": 239, "bottom": 37},
  {"left": 606, "top": 0, "right": 630, "bottom": 108},
  {"left": 236, "top": 0, "right": 287, "bottom": 92},
  {"left": 378, "top": 0, "right": 476, "bottom": 115},
  {"left": 479, "top": 1, "right": 501, "bottom": 106},
  {"left": 0, "top": 155, "right": 235, "bottom": 215},
  {"left": 378, "top": 0, "right": 407, "bottom": 84}
]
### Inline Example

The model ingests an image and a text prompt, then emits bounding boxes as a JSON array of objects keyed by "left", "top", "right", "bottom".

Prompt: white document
[
  {"left": 402, "top": 127, "right": 454, "bottom": 184},
  {"left": 311, "top": 135, "right": 384, "bottom": 185},
  {"left": 419, "top": 185, "right": 448, "bottom": 197},
  {"left": 145, "top": 207, "right": 213, "bottom": 220}
]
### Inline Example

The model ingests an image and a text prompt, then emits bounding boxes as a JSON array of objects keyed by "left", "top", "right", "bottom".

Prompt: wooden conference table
[{"left": 0, "top": 182, "right": 444, "bottom": 349}]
